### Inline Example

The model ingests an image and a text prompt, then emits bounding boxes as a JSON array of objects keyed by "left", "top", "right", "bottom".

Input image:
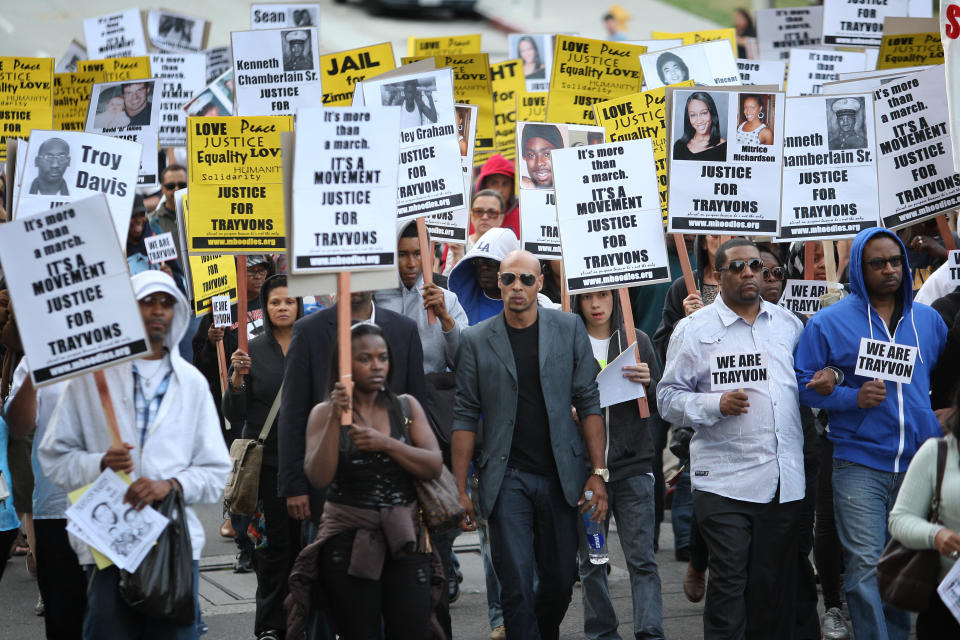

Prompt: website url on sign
[{"left": 308, "top": 255, "right": 383, "bottom": 266}]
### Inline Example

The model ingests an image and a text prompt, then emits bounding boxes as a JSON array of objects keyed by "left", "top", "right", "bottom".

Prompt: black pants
[
  {"left": 917, "top": 589, "right": 960, "bottom": 639},
  {"left": 649, "top": 414, "right": 667, "bottom": 525},
  {"left": 693, "top": 490, "right": 802, "bottom": 640},
  {"left": 690, "top": 517, "right": 709, "bottom": 573},
  {"left": 321, "top": 530, "right": 432, "bottom": 640},
  {"left": 0, "top": 528, "right": 17, "bottom": 583},
  {"left": 254, "top": 465, "right": 302, "bottom": 637},
  {"left": 431, "top": 527, "right": 458, "bottom": 640},
  {"left": 35, "top": 519, "right": 86, "bottom": 640},
  {"left": 814, "top": 434, "right": 845, "bottom": 611},
  {"left": 795, "top": 460, "right": 821, "bottom": 639}
]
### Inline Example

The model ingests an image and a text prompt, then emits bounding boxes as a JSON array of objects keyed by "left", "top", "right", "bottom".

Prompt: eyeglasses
[
  {"left": 499, "top": 272, "right": 537, "bottom": 287},
  {"left": 37, "top": 153, "right": 69, "bottom": 164},
  {"left": 718, "top": 258, "right": 764, "bottom": 274},
  {"left": 762, "top": 266, "right": 786, "bottom": 281},
  {"left": 471, "top": 207, "right": 502, "bottom": 219},
  {"left": 139, "top": 293, "right": 176, "bottom": 308},
  {"left": 247, "top": 268, "right": 269, "bottom": 279},
  {"left": 163, "top": 181, "right": 187, "bottom": 190},
  {"left": 864, "top": 255, "right": 904, "bottom": 271}
]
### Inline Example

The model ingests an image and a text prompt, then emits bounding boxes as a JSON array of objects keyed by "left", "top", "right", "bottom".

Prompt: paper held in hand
[
  {"left": 596, "top": 347, "right": 645, "bottom": 408},
  {"left": 855, "top": 338, "right": 917, "bottom": 384},
  {"left": 709, "top": 352, "right": 768, "bottom": 392}
]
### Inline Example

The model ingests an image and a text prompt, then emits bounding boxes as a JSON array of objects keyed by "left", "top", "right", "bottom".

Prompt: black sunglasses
[
  {"left": 499, "top": 272, "right": 537, "bottom": 286},
  {"left": 719, "top": 258, "right": 764, "bottom": 274},
  {"left": 864, "top": 255, "right": 904, "bottom": 271},
  {"left": 163, "top": 181, "right": 188, "bottom": 190},
  {"left": 762, "top": 266, "right": 786, "bottom": 281}
]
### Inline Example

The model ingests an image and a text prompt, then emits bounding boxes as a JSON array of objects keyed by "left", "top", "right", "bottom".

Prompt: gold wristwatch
[{"left": 592, "top": 468, "right": 609, "bottom": 482}]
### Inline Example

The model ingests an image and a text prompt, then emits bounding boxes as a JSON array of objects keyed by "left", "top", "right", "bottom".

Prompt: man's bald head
[
  {"left": 500, "top": 250, "right": 542, "bottom": 276},
  {"left": 499, "top": 250, "right": 543, "bottom": 316},
  {"left": 38, "top": 138, "right": 69, "bottom": 156}
]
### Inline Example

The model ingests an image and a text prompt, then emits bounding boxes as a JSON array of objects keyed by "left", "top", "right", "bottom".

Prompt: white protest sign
[
  {"left": 0, "top": 195, "right": 150, "bottom": 386},
  {"left": 855, "top": 337, "right": 918, "bottom": 383},
  {"left": 937, "top": 548, "right": 960, "bottom": 625},
  {"left": 83, "top": 9, "right": 148, "bottom": 60},
  {"left": 211, "top": 294, "right": 232, "bottom": 327},
  {"left": 85, "top": 79, "right": 161, "bottom": 187},
  {"left": 668, "top": 88, "right": 784, "bottom": 236},
  {"left": 823, "top": 0, "right": 916, "bottom": 47},
  {"left": 231, "top": 27, "right": 322, "bottom": 116},
  {"left": 56, "top": 41, "right": 87, "bottom": 74},
  {"left": 516, "top": 121, "right": 606, "bottom": 259},
  {"left": 949, "top": 250, "right": 960, "bottom": 283},
  {"left": 425, "top": 103, "right": 475, "bottom": 244},
  {"left": 786, "top": 48, "right": 868, "bottom": 96},
  {"left": 204, "top": 47, "right": 232, "bottom": 84},
  {"left": 151, "top": 53, "right": 206, "bottom": 148},
  {"left": 360, "top": 68, "right": 466, "bottom": 219},
  {"left": 709, "top": 352, "right": 769, "bottom": 392},
  {"left": 290, "top": 107, "right": 399, "bottom": 273},
  {"left": 778, "top": 279, "right": 843, "bottom": 316},
  {"left": 145, "top": 232, "right": 177, "bottom": 264},
  {"left": 944, "top": 3, "right": 960, "bottom": 173},
  {"left": 16, "top": 129, "right": 141, "bottom": 243},
  {"left": 639, "top": 41, "right": 740, "bottom": 90},
  {"left": 756, "top": 7, "right": 823, "bottom": 61},
  {"left": 737, "top": 59, "right": 787, "bottom": 89},
  {"left": 552, "top": 139, "right": 670, "bottom": 292},
  {"left": 146, "top": 10, "right": 208, "bottom": 53},
  {"left": 779, "top": 94, "right": 881, "bottom": 241},
  {"left": 183, "top": 70, "right": 235, "bottom": 118},
  {"left": 251, "top": 4, "right": 320, "bottom": 29}
]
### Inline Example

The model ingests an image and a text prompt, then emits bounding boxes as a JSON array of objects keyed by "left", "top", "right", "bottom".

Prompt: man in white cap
[
  {"left": 283, "top": 29, "right": 311, "bottom": 71},
  {"left": 830, "top": 98, "right": 866, "bottom": 150}
]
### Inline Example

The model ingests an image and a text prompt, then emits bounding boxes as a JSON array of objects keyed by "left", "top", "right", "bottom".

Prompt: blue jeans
[
  {"left": 84, "top": 561, "right": 200, "bottom": 640},
  {"left": 578, "top": 474, "right": 664, "bottom": 640},
  {"left": 671, "top": 466, "right": 693, "bottom": 552},
  {"left": 488, "top": 467, "right": 579, "bottom": 640},
  {"left": 832, "top": 459, "right": 910, "bottom": 640},
  {"left": 472, "top": 467, "right": 504, "bottom": 630}
]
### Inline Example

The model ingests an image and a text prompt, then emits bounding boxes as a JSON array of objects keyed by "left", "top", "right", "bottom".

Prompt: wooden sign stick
[
  {"left": 338, "top": 272, "right": 353, "bottom": 426},
  {"left": 236, "top": 256, "right": 248, "bottom": 354},
  {"left": 559, "top": 261, "right": 570, "bottom": 312},
  {"left": 216, "top": 340, "right": 228, "bottom": 395},
  {"left": 94, "top": 370, "right": 123, "bottom": 449},
  {"left": 416, "top": 218, "right": 436, "bottom": 325},
  {"left": 804, "top": 242, "right": 816, "bottom": 280},
  {"left": 936, "top": 215, "right": 958, "bottom": 252},
  {"left": 672, "top": 234, "right": 697, "bottom": 295},
  {"left": 822, "top": 240, "right": 837, "bottom": 283},
  {"left": 617, "top": 288, "right": 651, "bottom": 419}
]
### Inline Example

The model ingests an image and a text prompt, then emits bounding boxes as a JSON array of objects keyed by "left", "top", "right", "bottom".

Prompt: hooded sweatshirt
[
  {"left": 448, "top": 227, "right": 521, "bottom": 326},
  {"left": 39, "top": 271, "right": 231, "bottom": 563},
  {"left": 474, "top": 153, "right": 519, "bottom": 238},
  {"left": 795, "top": 228, "right": 947, "bottom": 473}
]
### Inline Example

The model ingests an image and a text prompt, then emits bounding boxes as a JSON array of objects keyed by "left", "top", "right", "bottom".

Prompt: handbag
[
  {"left": 399, "top": 395, "right": 465, "bottom": 534},
  {"left": 118, "top": 486, "right": 195, "bottom": 625},
  {"left": 877, "top": 438, "right": 947, "bottom": 613},
  {"left": 223, "top": 384, "right": 283, "bottom": 516}
]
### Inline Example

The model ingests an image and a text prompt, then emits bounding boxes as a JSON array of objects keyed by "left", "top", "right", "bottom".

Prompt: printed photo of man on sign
[
  {"left": 520, "top": 123, "right": 564, "bottom": 189},
  {"left": 827, "top": 97, "right": 867, "bottom": 151}
]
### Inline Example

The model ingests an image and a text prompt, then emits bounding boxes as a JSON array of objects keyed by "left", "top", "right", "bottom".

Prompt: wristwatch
[{"left": 592, "top": 468, "right": 609, "bottom": 482}]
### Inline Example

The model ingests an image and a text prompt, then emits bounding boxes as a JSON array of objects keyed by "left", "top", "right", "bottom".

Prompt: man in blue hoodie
[{"left": 795, "top": 227, "right": 947, "bottom": 640}]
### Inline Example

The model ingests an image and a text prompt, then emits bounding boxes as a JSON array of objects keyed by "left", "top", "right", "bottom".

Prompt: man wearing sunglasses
[
  {"left": 452, "top": 250, "right": 606, "bottom": 640},
  {"left": 795, "top": 228, "right": 948, "bottom": 640},
  {"left": 148, "top": 164, "right": 188, "bottom": 263},
  {"left": 659, "top": 238, "right": 806, "bottom": 640}
]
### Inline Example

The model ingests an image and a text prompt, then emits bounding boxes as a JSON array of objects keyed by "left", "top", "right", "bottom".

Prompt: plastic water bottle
[{"left": 583, "top": 490, "right": 609, "bottom": 565}]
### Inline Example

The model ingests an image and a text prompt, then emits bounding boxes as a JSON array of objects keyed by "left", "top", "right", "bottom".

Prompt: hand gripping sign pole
[
  {"left": 338, "top": 272, "right": 353, "bottom": 426},
  {"left": 416, "top": 218, "right": 436, "bottom": 325}
]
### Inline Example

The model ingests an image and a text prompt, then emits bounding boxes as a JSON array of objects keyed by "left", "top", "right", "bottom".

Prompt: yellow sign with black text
[
  {"left": 320, "top": 43, "right": 395, "bottom": 106},
  {"left": 77, "top": 56, "right": 151, "bottom": 82},
  {"left": 877, "top": 32, "right": 943, "bottom": 68},
  {"left": 407, "top": 34, "right": 482, "bottom": 57},
  {"left": 0, "top": 57, "right": 54, "bottom": 163},
  {"left": 189, "top": 253, "right": 239, "bottom": 316},
  {"left": 652, "top": 29, "right": 737, "bottom": 56},
  {"left": 54, "top": 71, "right": 103, "bottom": 131},
  {"left": 490, "top": 59, "right": 525, "bottom": 160},
  {"left": 516, "top": 90, "right": 547, "bottom": 123}
]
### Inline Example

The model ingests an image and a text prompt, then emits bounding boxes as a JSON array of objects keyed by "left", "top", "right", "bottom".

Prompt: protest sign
[
  {"left": 516, "top": 121, "right": 605, "bottom": 258},
  {"left": 508, "top": 34, "right": 556, "bottom": 92},
  {"left": 204, "top": 47, "right": 232, "bottom": 83},
  {"left": 54, "top": 72, "right": 102, "bottom": 132},
  {"left": 779, "top": 93, "right": 881, "bottom": 240},
  {"left": 948, "top": 250, "right": 960, "bottom": 281},
  {"left": 490, "top": 59, "right": 525, "bottom": 159},
  {"left": 0, "top": 195, "right": 149, "bottom": 385},
  {"left": 146, "top": 9, "right": 208, "bottom": 53},
  {"left": 251, "top": 3, "right": 320, "bottom": 29},
  {"left": 546, "top": 36, "right": 645, "bottom": 125},
  {"left": 0, "top": 57, "right": 54, "bottom": 163},
  {"left": 183, "top": 69, "right": 235, "bottom": 117},
  {"left": 516, "top": 90, "right": 547, "bottom": 122},
  {"left": 426, "top": 103, "right": 476, "bottom": 244},
  {"left": 189, "top": 253, "right": 238, "bottom": 316},
  {"left": 360, "top": 67, "right": 465, "bottom": 219},
  {"left": 83, "top": 9, "right": 148, "bottom": 60},
  {"left": 779, "top": 279, "right": 843, "bottom": 316},
  {"left": 639, "top": 41, "right": 739, "bottom": 91},
  {"left": 785, "top": 48, "right": 868, "bottom": 96},
  {"left": 321, "top": 43, "right": 395, "bottom": 107},
  {"left": 667, "top": 88, "right": 784, "bottom": 236},
  {"left": 77, "top": 57, "right": 151, "bottom": 82},
  {"left": 231, "top": 27, "right": 322, "bottom": 116},
  {"left": 145, "top": 232, "right": 177, "bottom": 264},
  {"left": 878, "top": 17, "right": 943, "bottom": 68},
  {"left": 652, "top": 28, "right": 737, "bottom": 54},
  {"left": 737, "top": 59, "right": 787, "bottom": 89},
  {"left": 709, "top": 352, "right": 768, "bottom": 391},
  {"left": 596, "top": 347, "right": 645, "bottom": 408},
  {"left": 151, "top": 53, "right": 206, "bottom": 147},
  {"left": 16, "top": 129, "right": 141, "bottom": 242},
  {"left": 552, "top": 139, "right": 670, "bottom": 292},
  {"left": 290, "top": 107, "right": 399, "bottom": 273},
  {"left": 407, "top": 35, "right": 482, "bottom": 57},
  {"left": 944, "top": 2, "right": 960, "bottom": 173},
  {"left": 85, "top": 78, "right": 160, "bottom": 186},
  {"left": 756, "top": 7, "right": 823, "bottom": 61},
  {"left": 211, "top": 294, "right": 232, "bottom": 327},
  {"left": 56, "top": 41, "right": 87, "bottom": 74},
  {"left": 823, "top": 0, "right": 924, "bottom": 47},
  {"left": 855, "top": 337, "right": 917, "bottom": 383},
  {"left": 187, "top": 115, "right": 291, "bottom": 253}
]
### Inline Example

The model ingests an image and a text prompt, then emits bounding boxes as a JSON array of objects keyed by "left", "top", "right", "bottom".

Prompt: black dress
[{"left": 673, "top": 140, "right": 727, "bottom": 161}]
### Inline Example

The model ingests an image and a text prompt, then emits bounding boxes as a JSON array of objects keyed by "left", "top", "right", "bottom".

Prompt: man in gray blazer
[{"left": 452, "top": 250, "right": 608, "bottom": 640}]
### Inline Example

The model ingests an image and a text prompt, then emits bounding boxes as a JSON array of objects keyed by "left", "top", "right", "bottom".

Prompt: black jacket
[
  {"left": 931, "top": 292, "right": 960, "bottom": 409},
  {"left": 652, "top": 237, "right": 710, "bottom": 364}
]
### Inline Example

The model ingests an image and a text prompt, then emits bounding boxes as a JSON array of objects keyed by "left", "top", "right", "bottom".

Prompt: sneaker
[
  {"left": 34, "top": 594, "right": 44, "bottom": 616},
  {"left": 821, "top": 607, "right": 851, "bottom": 640},
  {"left": 489, "top": 625, "right": 506, "bottom": 640},
  {"left": 233, "top": 549, "right": 253, "bottom": 573}
]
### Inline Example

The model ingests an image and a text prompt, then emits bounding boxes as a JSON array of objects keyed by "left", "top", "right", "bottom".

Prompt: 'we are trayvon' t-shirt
[{"left": 506, "top": 318, "right": 556, "bottom": 476}]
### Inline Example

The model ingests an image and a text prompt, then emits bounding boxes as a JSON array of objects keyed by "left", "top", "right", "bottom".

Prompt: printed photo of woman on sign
[
  {"left": 736, "top": 94, "right": 774, "bottom": 146},
  {"left": 672, "top": 91, "right": 727, "bottom": 162},
  {"left": 516, "top": 35, "right": 546, "bottom": 80}
]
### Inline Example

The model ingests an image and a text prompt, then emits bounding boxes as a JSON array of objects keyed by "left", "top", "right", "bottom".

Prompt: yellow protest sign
[
  {"left": 407, "top": 34, "right": 482, "bottom": 57},
  {"left": 516, "top": 90, "right": 547, "bottom": 123},
  {"left": 546, "top": 36, "right": 645, "bottom": 125},
  {"left": 189, "top": 253, "right": 239, "bottom": 316},
  {"left": 593, "top": 81, "right": 693, "bottom": 222},
  {"left": 187, "top": 115, "right": 292, "bottom": 254},
  {"left": 652, "top": 28, "right": 737, "bottom": 55},
  {"left": 491, "top": 59, "right": 526, "bottom": 160},
  {"left": 0, "top": 57, "right": 54, "bottom": 163},
  {"left": 54, "top": 71, "right": 103, "bottom": 131},
  {"left": 320, "top": 43, "right": 395, "bottom": 106},
  {"left": 77, "top": 56, "right": 151, "bottom": 82},
  {"left": 877, "top": 32, "right": 943, "bottom": 68}
]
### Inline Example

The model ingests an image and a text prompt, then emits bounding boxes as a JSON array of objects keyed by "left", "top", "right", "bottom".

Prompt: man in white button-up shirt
[{"left": 658, "top": 239, "right": 805, "bottom": 640}]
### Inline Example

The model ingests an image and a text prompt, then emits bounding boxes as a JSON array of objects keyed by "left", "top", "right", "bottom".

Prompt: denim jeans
[
  {"left": 832, "top": 458, "right": 910, "bottom": 640},
  {"left": 488, "top": 467, "right": 579, "bottom": 640},
  {"left": 671, "top": 466, "right": 693, "bottom": 552},
  {"left": 84, "top": 561, "right": 200, "bottom": 640},
  {"left": 578, "top": 474, "right": 664, "bottom": 640},
  {"left": 471, "top": 470, "right": 504, "bottom": 630}
]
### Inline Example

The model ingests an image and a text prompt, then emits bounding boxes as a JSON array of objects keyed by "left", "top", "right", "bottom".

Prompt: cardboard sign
[
  {"left": 146, "top": 9, "right": 208, "bottom": 53},
  {"left": 426, "top": 103, "right": 476, "bottom": 244},
  {"left": 145, "top": 232, "right": 177, "bottom": 264},
  {"left": 755, "top": 7, "right": 824, "bottom": 61},
  {"left": 490, "top": 59, "right": 525, "bottom": 159},
  {"left": 878, "top": 17, "right": 944, "bottom": 68},
  {"left": 823, "top": 0, "right": 919, "bottom": 47},
  {"left": 785, "top": 48, "right": 868, "bottom": 96},
  {"left": 231, "top": 27, "right": 322, "bottom": 116},
  {"left": 290, "top": 107, "right": 399, "bottom": 273},
  {"left": 778, "top": 279, "right": 843, "bottom": 316},
  {"left": 516, "top": 121, "right": 606, "bottom": 258},
  {"left": 652, "top": 28, "right": 737, "bottom": 54},
  {"left": 546, "top": 36, "right": 645, "bottom": 125},
  {"left": 0, "top": 195, "right": 149, "bottom": 385},
  {"left": 54, "top": 72, "right": 102, "bottom": 132},
  {"left": 85, "top": 78, "right": 160, "bottom": 186},
  {"left": 204, "top": 47, "right": 232, "bottom": 83},
  {"left": 516, "top": 90, "right": 547, "bottom": 122},
  {"left": 183, "top": 69, "right": 234, "bottom": 117},
  {"left": 56, "top": 41, "right": 87, "bottom": 74},
  {"left": 709, "top": 352, "right": 768, "bottom": 392},
  {"left": 639, "top": 41, "right": 740, "bottom": 91},
  {"left": 77, "top": 56, "right": 151, "bottom": 83},
  {"left": 0, "top": 57, "right": 55, "bottom": 164},
  {"left": 151, "top": 53, "right": 206, "bottom": 147},
  {"left": 855, "top": 337, "right": 917, "bottom": 383},
  {"left": 737, "top": 59, "right": 787, "bottom": 90},
  {"left": 508, "top": 34, "right": 556, "bottom": 93},
  {"left": 211, "top": 294, "right": 232, "bottom": 326},
  {"left": 189, "top": 253, "right": 238, "bottom": 316},
  {"left": 407, "top": 35, "right": 482, "bottom": 57},
  {"left": 187, "top": 115, "right": 292, "bottom": 253},
  {"left": 668, "top": 88, "right": 785, "bottom": 236},
  {"left": 83, "top": 9, "right": 148, "bottom": 60},
  {"left": 948, "top": 250, "right": 960, "bottom": 282},
  {"left": 251, "top": 3, "right": 319, "bottom": 29},
  {"left": 779, "top": 93, "right": 881, "bottom": 241},
  {"left": 320, "top": 43, "right": 395, "bottom": 107},
  {"left": 552, "top": 139, "right": 670, "bottom": 292}
]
